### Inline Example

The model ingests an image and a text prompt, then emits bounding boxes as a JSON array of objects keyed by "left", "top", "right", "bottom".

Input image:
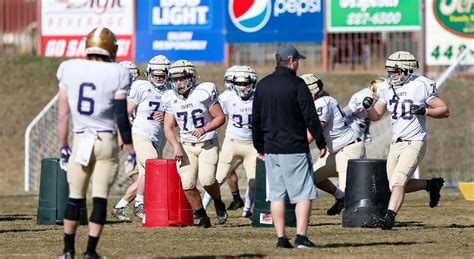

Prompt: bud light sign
[
  {"left": 226, "top": 0, "right": 324, "bottom": 43},
  {"left": 135, "top": 0, "right": 225, "bottom": 63}
]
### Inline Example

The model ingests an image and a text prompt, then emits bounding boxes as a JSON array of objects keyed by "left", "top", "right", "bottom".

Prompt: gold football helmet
[
  {"left": 385, "top": 51, "right": 418, "bottom": 86},
  {"left": 168, "top": 60, "right": 197, "bottom": 97},
  {"left": 301, "top": 73, "right": 324, "bottom": 95},
  {"left": 369, "top": 77, "right": 385, "bottom": 99},
  {"left": 85, "top": 27, "right": 118, "bottom": 61}
]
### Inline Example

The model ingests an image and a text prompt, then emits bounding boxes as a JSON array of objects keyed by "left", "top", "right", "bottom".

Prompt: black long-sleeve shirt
[{"left": 252, "top": 66, "right": 326, "bottom": 154}]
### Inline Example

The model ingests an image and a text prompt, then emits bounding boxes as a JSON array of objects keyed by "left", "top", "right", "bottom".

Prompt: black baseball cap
[{"left": 276, "top": 45, "right": 306, "bottom": 61}]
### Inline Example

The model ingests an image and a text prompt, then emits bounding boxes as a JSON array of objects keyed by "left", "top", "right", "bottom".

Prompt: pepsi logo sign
[{"left": 228, "top": 0, "right": 272, "bottom": 33}]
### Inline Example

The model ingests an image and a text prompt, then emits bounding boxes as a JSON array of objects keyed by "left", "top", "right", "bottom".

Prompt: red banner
[{"left": 41, "top": 35, "right": 133, "bottom": 61}]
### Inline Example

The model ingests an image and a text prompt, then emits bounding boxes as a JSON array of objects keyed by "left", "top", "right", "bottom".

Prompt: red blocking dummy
[{"left": 142, "top": 159, "right": 193, "bottom": 227}]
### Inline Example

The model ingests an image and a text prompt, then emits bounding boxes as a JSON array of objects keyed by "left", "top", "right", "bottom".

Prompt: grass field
[
  {"left": 1, "top": 191, "right": 473, "bottom": 258},
  {"left": 0, "top": 56, "right": 473, "bottom": 257}
]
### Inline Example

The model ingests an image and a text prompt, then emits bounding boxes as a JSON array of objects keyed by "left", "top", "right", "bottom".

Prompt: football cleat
[
  {"left": 58, "top": 251, "right": 74, "bottom": 259},
  {"left": 242, "top": 210, "right": 253, "bottom": 218},
  {"left": 428, "top": 177, "right": 445, "bottom": 208},
  {"left": 216, "top": 206, "right": 228, "bottom": 224},
  {"left": 83, "top": 252, "right": 100, "bottom": 259},
  {"left": 111, "top": 207, "right": 130, "bottom": 222},
  {"left": 227, "top": 198, "right": 244, "bottom": 210},
  {"left": 197, "top": 216, "right": 211, "bottom": 228},
  {"left": 326, "top": 198, "right": 345, "bottom": 216},
  {"left": 133, "top": 203, "right": 144, "bottom": 219}
]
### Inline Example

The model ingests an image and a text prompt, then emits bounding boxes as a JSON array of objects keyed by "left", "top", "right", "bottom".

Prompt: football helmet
[
  {"left": 232, "top": 66, "right": 257, "bottom": 100},
  {"left": 168, "top": 60, "right": 197, "bottom": 97},
  {"left": 85, "top": 27, "right": 118, "bottom": 61},
  {"left": 369, "top": 77, "right": 385, "bottom": 99},
  {"left": 224, "top": 65, "right": 241, "bottom": 91},
  {"left": 119, "top": 61, "right": 140, "bottom": 82},
  {"left": 301, "top": 73, "right": 324, "bottom": 95},
  {"left": 146, "top": 55, "right": 171, "bottom": 90},
  {"left": 385, "top": 51, "right": 418, "bottom": 87}
]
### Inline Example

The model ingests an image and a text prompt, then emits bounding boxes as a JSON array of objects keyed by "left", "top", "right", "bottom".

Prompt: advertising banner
[
  {"left": 425, "top": 0, "right": 474, "bottom": 65},
  {"left": 327, "top": 0, "right": 421, "bottom": 32},
  {"left": 40, "top": 0, "right": 135, "bottom": 60},
  {"left": 225, "top": 0, "right": 324, "bottom": 43},
  {"left": 135, "top": 0, "right": 225, "bottom": 63}
]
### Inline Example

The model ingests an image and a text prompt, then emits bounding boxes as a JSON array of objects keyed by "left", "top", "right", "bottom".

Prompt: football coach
[{"left": 252, "top": 45, "right": 327, "bottom": 249}]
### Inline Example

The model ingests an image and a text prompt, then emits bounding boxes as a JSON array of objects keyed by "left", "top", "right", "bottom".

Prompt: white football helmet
[
  {"left": 168, "top": 60, "right": 197, "bottom": 98},
  {"left": 385, "top": 51, "right": 418, "bottom": 87},
  {"left": 85, "top": 27, "right": 118, "bottom": 61},
  {"left": 146, "top": 55, "right": 171, "bottom": 90},
  {"left": 119, "top": 61, "right": 140, "bottom": 82},
  {"left": 231, "top": 66, "right": 257, "bottom": 100},
  {"left": 301, "top": 73, "right": 324, "bottom": 95},
  {"left": 224, "top": 65, "right": 241, "bottom": 91}
]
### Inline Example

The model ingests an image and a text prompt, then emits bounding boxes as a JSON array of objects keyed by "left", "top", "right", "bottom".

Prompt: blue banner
[
  {"left": 135, "top": 0, "right": 225, "bottom": 63},
  {"left": 226, "top": 0, "right": 324, "bottom": 43}
]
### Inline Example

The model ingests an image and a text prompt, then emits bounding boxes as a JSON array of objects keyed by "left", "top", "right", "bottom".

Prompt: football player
[
  {"left": 162, "top": 60, "right": 227, "bottom": 228},
  {"left": 112, "top": 55, "right": 171, "bottom": 221},
  {"left": 202, "top": 66, "right": 252, "bottom": 214},
  {"left": 57, "top": 27, "right": 134, "bottom": 258},
  {"left": 343, "top": 78, "right": 385, "bottom": 144},
  {"left": 111, "top": 61, "right": 140, "bottom": 221},
  {"left": 364, "top": 51, "right": 449, "bottom": 230},
  {"left": 216, "top": 65, "right": 258, "bottom": 217},
  {"left": 301, "top": 73, "right": 366, "bottom": 216}
]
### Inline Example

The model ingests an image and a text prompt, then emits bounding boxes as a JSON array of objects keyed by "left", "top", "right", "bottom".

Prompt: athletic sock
[
  {"left": 386, "top": 209, "right": 396, "bottom": 221},
  {"left": 63, "top": 233, "right": 75, "bottom": 253},
  {"left": 231, "top": 191, "right": 241, "bottom": 202},
  {"left": 213, "top": 197, "right": 225, "bottom": 210},
  {"left": 135, "top": 194, "right": 144, "bottom": 205},
  {"left": 196, "top": 207, "right": 207, "bottom": 218},
  {"left": 115, "top": 198, "right": 129, "bottom": 208},
  {"left": 332, "top": 188, "right": 345, "bottom": 200},
  {"left": 85, "top": 235, "right": 99, "bottom": 254}
]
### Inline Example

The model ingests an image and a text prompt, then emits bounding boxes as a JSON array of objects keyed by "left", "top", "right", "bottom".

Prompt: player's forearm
[
  {"left": 203, "top": 115, "right": 225, "bottom": 133},
  {"left": 366, "top": 108, "right": 382, "bottom": 121},
  {"left": 164, "top": 127, "right": 180, "bottom": 147},
  {"left": 426, "top": 106, "right": 450, "bottom": 119},
  {"left": 57, "top": 114, "right": 69, "bottom": 147}
]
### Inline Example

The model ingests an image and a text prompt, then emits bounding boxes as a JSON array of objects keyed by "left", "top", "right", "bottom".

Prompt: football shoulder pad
[{"left": 193, "top": 82, "right": 218, "bottom": 103}]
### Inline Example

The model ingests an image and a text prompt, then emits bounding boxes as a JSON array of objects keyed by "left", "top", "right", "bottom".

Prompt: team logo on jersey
[{"left": 228, "top": 0, "right": 271, "bottom": 33}]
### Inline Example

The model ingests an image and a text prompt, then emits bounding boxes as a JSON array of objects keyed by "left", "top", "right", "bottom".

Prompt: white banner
[
  {"left": 41, "top": 0, "right": 134, "bottom": 36},
  {"left": 425, "top": 0, "right": 474, "bottom": 65}
]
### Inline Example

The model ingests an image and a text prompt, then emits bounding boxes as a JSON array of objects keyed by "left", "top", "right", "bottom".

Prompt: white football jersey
[
  {"left": 128, "top": 80, "right": 169, "bottom": 146},
  {"left": 314, "top": 96, "right": 359, "bottom": 153},
  {"left": 346, "top": 87, "right": 371, "bottom": 137},
  {"left": 57, "top": 59, "right": 131, "bottom": 133},
  {"left": 378, "top": 75, "right": 437, "bottom": 141},
  {"left": 162, "top": 82, "right": 219, "bottom": 143},
  {"left": 219, "top": 90, "right": 253, "bottom": 141}
]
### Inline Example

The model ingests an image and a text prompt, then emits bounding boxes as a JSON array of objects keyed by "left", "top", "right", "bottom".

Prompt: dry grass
[
  {"left": 1, "top": 57, "right": 473, "bottom": 187},
  {"left": 0, "top": 191, "right": 473, "bottom": 258}
]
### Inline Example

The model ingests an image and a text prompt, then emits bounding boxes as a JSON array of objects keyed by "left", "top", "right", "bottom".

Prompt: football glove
[
  {"left": 59, "top": 146, "right": 71, "bottom": 171},
  {"left": 410, "top": 104, "right": 427, "bottom": 115},
  {"left": 125, "top": 152, "right": 137, "bottom": 174},
  {"left": 362, "top": 96, "right": 375, "bottom": 109}
]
